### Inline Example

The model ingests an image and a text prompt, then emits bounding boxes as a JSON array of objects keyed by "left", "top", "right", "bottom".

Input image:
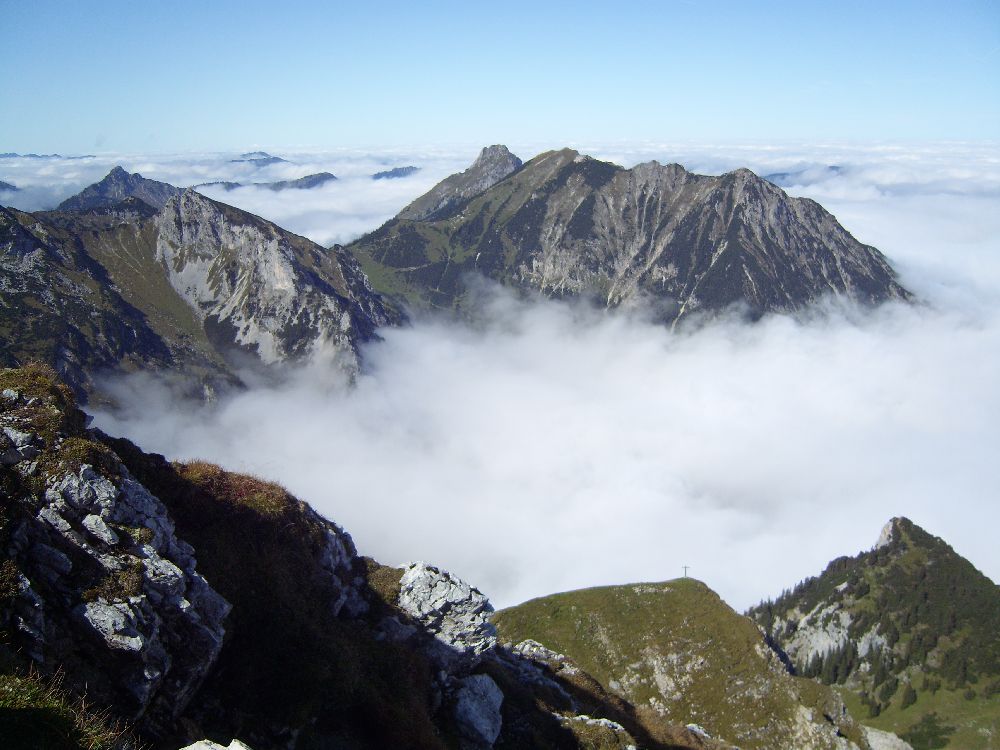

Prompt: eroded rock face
[
  {"left": 396, "top": 561, "right": 497, "bottom": 668},
  {"left": 155, "top": 190, "right": 394, "bottom": 370},
  {"left": 1, "top": 389, "right": 230, "bottom": 737},
  {"left": 179, "top": 740, "right": 255, "bottom": 750}
]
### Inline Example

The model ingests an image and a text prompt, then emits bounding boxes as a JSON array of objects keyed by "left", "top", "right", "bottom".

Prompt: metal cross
[{"left": 683, "top": 565, "right": 690, "bottom": 577}]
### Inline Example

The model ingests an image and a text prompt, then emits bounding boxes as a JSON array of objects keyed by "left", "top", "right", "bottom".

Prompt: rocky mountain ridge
[
  {"left": 347, "top": 146, "right": 911, "bottom": 321},
  {"left": 194, "top": 173, "right": 338, "bottom": 192},
  {"left": 397, "top": 145, "right": 523, "bottom": 221},
  {"left": 57, "top": 167, "right": 182, "bottom": 212},
  {"left": 1, "top": 168, "right": 397, "bottom": 399}
]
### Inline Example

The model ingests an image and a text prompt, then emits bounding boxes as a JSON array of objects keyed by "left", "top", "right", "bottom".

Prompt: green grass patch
[
  {"left": 81, "top": 560, "right": 144, "bottom": 604},
  {"left": 0, "top": 668, "right": 138, "bottom": 750}
]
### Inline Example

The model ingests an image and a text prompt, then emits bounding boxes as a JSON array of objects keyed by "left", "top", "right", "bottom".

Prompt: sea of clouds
[{"left": 5, "top": 141, "right": 999, "bottom": 611}]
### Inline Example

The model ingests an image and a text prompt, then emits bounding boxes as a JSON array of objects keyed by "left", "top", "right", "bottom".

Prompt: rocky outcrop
[
  {"left": 57, "top": 166, "right": 182, "bottom": 212},
  {"left": 180, "top": 741, "right": 254, "bottom": 750},
  {"left": 0, "top": 380, "right": 230, "bottom": 737},
  {"left": 351, "top": 148, "right": 911, "bottom": 320},
  {"left": 395, "top": 561, "right": 497, "bottom": 667},
  {"left": 398, "top": 145, "right": 523, "bottom": 221},
  {"left": 863, "top": 727, "right": 913, "bottom": 750},
  {"left": 453, "top": 673, "right": 504, "bottom": 747}
]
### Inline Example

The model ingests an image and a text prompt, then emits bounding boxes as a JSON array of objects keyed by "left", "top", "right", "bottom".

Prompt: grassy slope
[{"left": 494, "top": 578, "right": 865, "bottom": 750}]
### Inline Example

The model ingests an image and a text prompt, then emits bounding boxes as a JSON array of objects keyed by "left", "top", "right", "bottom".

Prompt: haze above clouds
[{"left": 68, "top": 142, "right": 1000, "bottom": 612}]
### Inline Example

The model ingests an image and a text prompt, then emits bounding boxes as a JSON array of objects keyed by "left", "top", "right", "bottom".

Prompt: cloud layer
[{"left": 78, "top": 142, "right": 1000, "bottom": 612}]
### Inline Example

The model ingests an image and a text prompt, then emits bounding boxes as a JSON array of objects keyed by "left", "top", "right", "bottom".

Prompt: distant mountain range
[
  {"left": 1, "top": 146, "right": 913, "bottom": 399},
  {"left": 194, "top": 172, "right": 338, "bottom": 192},
  {"left": 345, "top": 146, "right": 911, "bottom": 322},
  {"left": 229, "top": 151, "right": 288, "bottom": 167},
  {"left": 0, "top": 152, "right": 94, "bottom": 159},
  {"left": 763, "top": 165, "right": 844, "bottom": 187},
  {"left": 373, "top": 165, "right": 420, "bottom": 180},
  {"left": 0, "top": 181, "right": 18, "bottom": 193}
]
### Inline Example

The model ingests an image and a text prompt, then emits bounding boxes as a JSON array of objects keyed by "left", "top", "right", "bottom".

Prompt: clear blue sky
[{"left": 3, "top": 0, "right": 998, "bottom": 152}]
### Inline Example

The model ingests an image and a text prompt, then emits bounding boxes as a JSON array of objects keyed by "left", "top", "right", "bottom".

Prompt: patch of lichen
[
  {"left": 110, "top": 525, "right": 153, "bottom": 547},
  {"left": 81, "top": 560, "right": 144, "bottom": 604}
]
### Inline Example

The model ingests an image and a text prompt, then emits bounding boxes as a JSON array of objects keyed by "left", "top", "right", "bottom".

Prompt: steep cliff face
[
  {"left": 748, "top": 518, "right": 1000, "bottom": 749},
  {"left": 349, "top": 147, "right": 910, "bottom": 320},
  {"left": 1, "top": 169, "right": 397, "bottom": 400},
  {"left": 154, "top": 190, "right": 393, "bottom": 368},
  {"left": 0, "top": 204, "right": 185, "bottom": 395}
]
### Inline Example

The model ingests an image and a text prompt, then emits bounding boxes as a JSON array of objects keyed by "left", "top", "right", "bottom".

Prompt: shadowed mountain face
[
  {"left": 57, "top": 166, "right": 182, "bottom": 212},
  {"left": 348, "top": 147, "right": 911, "bottom": 321},
  {"left": 748, "top": 518, "right": 1000, "bottom": 749},
  {"left": 1, "top": 169, "right": 397, "bottom": 399}
]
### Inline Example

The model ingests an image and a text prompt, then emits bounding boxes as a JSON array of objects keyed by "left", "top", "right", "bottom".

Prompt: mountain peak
[
  {"left": 352, "top": 148, "right": 911, "bottom": 317},
  {"left": 397, "top": 144, "right": 523, "bottom": 221},
  {"left": 749, "top": 518, "right": 1000, "bottom": 745},
  {"left": 57, "top": 167, "right": 181, "bottom": 212},
  {"left": 874, "top": 516, "right": 906, "bottom": 549}
]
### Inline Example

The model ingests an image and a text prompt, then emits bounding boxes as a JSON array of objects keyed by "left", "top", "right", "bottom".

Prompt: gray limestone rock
[
  {"left": 179, "top": 741, "right": 254, "bottom": 750},
  {"left": 397, "top": 561, "right": 497, "bottom": 668},
  {"left": 82, "top": 513, "right": 120, "bottom": 545},
  {"left": 3, "top": 460, "right": 231, "bottom": 732},
  {"left": 863, "top": 727, "right": 914, "bottom": 750},
  {"left": 453, "top": 673, "right": 504, "bottom": 748}
]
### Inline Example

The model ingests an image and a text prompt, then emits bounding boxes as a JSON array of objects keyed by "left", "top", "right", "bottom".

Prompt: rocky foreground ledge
[{"left": 1, "top": 363, "right": 736, "bottom": 750}]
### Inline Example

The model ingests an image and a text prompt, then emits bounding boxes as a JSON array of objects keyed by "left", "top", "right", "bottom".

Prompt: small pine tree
[{"left": 900, "top": 683, "right": 917, "bottom": 709}]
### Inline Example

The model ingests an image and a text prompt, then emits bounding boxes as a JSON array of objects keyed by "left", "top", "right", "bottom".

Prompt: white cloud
[{"left": 89, "top": 142, "right": 1000, "bottom": 612}]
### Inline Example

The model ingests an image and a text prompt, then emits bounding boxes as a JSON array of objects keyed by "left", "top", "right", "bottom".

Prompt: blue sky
[{"left": 3, "top": 0, "right": 998, "bottom": 152}]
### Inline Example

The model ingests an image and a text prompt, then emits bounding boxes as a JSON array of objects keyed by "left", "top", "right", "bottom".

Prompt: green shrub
[
  {"left": 900, "top": 683, "right": 917, "bottom": 709},
  {"left": 82, "top": 561, "right": 144, "bottom": 603}
]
